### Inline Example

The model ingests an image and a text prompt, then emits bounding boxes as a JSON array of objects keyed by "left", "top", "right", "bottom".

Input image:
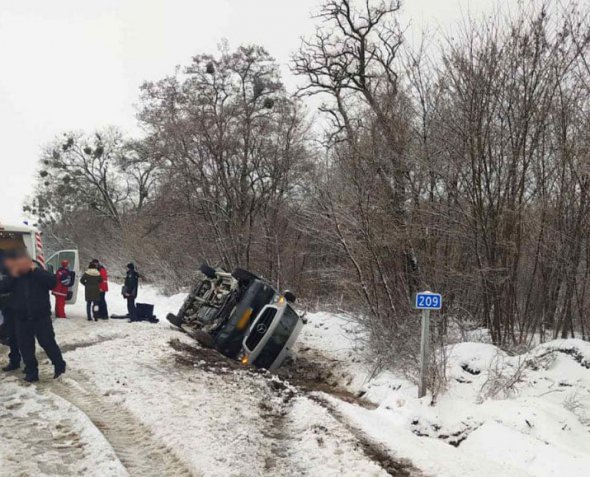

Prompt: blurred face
[{"left": 5, "top": 254, "right": 33, "bottom": 277}]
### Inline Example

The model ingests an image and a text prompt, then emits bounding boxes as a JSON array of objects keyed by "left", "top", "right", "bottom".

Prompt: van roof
[{"left": 0, "top": 223, "right": 38, "bottom": 234}]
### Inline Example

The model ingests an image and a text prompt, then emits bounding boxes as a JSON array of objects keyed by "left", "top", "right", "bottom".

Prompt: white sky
[{"left": 0, "top": 0, "right": 498, "bottom": 223}]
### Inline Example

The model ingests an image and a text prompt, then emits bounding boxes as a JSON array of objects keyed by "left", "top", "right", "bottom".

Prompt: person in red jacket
[
  {"left": 52, "top": 260, "right": 71, "bottom": 319},
  {"left": 92, "top": 259, "right": 109, "bottom": 319}
]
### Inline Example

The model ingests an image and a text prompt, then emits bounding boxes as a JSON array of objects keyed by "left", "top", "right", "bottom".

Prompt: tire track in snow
[
  {"left": 60, "top": 333, "right": 127, "bottom": 353},
  {"left": 172, "top": 337, "right": 421, "bottom": 475},
  {"left": 275, "top": 352, "right": 421, "bottom": 475},
  {"left": 309, "top": 394, "right": 421, "bottom": 477},
  {"left": 256, "top": 378, "right": 419, "bottom": 476},
  {"left": 49, "top": 375, "right": 197, "bottom": 477},
  {"left": 0, "top": 384, "right": 91, "bottom": 476},
  {"left": 259, "top": 391, "right": 296, "bottom": 474}
]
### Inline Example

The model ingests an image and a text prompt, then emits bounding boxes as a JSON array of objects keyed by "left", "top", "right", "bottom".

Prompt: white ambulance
[{"left": 0, "top": 222, "right": 80, "bottom": 304}]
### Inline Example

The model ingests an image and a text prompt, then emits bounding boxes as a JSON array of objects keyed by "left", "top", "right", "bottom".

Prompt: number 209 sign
[{"left": 415, "top": 292, "right": 442, "bottom": 310}]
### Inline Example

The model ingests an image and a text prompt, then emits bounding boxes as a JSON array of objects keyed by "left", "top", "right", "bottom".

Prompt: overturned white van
[{"left": 0, "top": 222, "right": 80, "bottom": 304}]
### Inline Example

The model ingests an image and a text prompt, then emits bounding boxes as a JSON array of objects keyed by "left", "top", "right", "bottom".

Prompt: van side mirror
[{"left": 284, "top": 290, "right": 296, "bottom": 303}]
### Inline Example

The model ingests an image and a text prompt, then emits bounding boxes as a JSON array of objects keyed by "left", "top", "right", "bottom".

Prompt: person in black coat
[
  {"left": 122, "top": 263, "right": 139, "bottom": 320},
  {"left": 0, "top": 249, "right": 21, "bottom": 372},
  {"left": 0, "top": 248, "right": 66, "bottom": 382}
]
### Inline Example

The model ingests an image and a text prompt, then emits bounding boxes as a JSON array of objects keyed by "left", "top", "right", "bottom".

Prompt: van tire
[
  {"left": 199, "top": 263, "right": 217, "bottom": 279},
  {"left": 231, "top": 268, "right": 259, "bottom": 284}
]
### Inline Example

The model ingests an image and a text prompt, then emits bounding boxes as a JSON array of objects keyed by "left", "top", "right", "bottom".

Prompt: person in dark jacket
[
  {"left": 80, "top": 263, "right": 102, "bottom": 321},
  {"left": 122, "top": 263, "right": 139, "bottom": 320},
  {"left": 0, "top": 248, "right": 66, "bottom": 382},
  {"left": 0, "top": 249, "right": 21, "bottom": 372}
]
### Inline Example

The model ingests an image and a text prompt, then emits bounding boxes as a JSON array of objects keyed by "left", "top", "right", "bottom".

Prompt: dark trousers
[
  {"left": 16, "top": 317, "right": 65, "bottom": 375},
  {"left": 86, "top": 301, "right": 98, "bottom": 320},
  {"left": 98, "top": 292, "right": 109, "bottom": 318},
  {"left": 3, "top": 309, "right": 21, "bottom": 365},
  {"left": 127, "top": 297, "right": 136, "bottom": 319}
]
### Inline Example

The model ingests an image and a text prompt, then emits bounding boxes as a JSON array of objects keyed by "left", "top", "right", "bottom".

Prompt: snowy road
[
  {"left": 0, "top": 290, "right": 419, "bottom": 477},
  {"left": 5, "top": 289, "right": 590, "bottom": 476}
]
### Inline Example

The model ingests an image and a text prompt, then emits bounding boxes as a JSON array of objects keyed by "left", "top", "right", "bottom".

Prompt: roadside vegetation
[{"left": 28, "top": 0, "right": 590, "bottom": 377}]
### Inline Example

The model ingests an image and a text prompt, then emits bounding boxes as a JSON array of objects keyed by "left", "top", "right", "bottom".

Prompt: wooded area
[{"left": 30, "top": 0, "right": 590, "bottom": 356}]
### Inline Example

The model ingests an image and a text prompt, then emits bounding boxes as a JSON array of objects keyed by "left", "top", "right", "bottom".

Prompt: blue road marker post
[{"left": 414, "top": 291, "right": 443, "bottom": 398}]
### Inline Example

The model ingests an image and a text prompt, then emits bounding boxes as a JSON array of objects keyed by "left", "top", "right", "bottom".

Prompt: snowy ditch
[
  {"left": 169, "top": 338, "right": 419, "bottom": 476},
  {"left": 297, "top": 312, "right": 590, "bottom": 476},
  {"left": 3, "top": 286, "right": 590, "bottom": 476}
]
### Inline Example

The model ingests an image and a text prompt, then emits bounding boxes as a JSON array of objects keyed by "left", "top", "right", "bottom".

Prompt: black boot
[
  {"left": 54, "top": 361, "right": 67, "bottom": 379},
  {"left": 24, "top": 372, "right": 39, "bottom": 383},
  {"left": 2, "top": 362, "right": 20, "bottom": 372}
]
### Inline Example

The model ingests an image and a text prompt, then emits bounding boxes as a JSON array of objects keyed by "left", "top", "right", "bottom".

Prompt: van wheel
[
  {"left": 199, "top": 263, "right": 217, "bottom": 279},
  {"left": 231, "top": 268, "right": 259, "bottom": 284}
]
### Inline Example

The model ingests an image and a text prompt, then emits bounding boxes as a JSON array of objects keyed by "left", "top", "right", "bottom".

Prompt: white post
[{"left": 418, "top": 309, "right": 430, "bottom": 398}]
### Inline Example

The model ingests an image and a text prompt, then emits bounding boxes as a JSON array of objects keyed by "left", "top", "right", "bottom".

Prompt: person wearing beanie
[{"left": 122, "top": 263, "right": 139, "bottom": 320}]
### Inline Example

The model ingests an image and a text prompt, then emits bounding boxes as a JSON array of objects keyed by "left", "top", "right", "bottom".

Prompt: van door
[{"left": 46, "top": 250, "right": 80, "bottom": 304}]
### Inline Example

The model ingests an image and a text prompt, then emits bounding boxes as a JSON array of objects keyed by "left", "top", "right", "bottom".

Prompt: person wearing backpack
[
  {"left": 52, "top": 260, "right": 72, "bottom": 319},
  {"left": 80, "top": 262, "right": 102, "bottom": 322}
]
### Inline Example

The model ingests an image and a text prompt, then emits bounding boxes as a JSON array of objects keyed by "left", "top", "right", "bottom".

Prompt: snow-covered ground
[
  {"left": 300, "top": 312, "right": 590, "bottom": 477},
  {"left": 2, "top": 289, "right": 590, "bottom": 476},
  {"left": 0, "top": 288, "right": 408, "bottom": 476}
]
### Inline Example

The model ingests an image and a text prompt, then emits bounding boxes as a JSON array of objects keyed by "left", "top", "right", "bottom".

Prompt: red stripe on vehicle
[{"left": 35, "top": 232, "right": 45, "bottom": 266}]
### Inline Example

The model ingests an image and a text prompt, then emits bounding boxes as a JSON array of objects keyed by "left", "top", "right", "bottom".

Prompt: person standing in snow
[
  {"left": 52, "top": 259, "right": 72, "bottom": 319},
  {"left": 0, "top": 248, "right": 66, "bottom": 382},
  {"left": 0, "top": 248, "right": 21, "bottom": 372},
  {"left": 92, "top": 259, "right": 109, "bottom": 319},
  {"left": 80, "top": 262, "right": 102, "bottom": 322},
  {"left": 122, "top": 263, "right": 139, "bottom": 320}
]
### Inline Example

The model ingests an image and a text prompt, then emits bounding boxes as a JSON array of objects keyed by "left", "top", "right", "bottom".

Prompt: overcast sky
[{"left": 0, "top": 0, "right": 497, "bottom": 223}]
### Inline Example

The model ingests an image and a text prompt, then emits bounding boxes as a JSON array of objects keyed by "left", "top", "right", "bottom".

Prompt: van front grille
[{"left": 245, "top": 308, "right": 277, "bottom": 350}]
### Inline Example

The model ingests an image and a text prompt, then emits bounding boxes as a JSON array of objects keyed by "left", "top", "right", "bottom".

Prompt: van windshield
[{"left": 253, "top": 305, "right": 299, "bottom": 369}]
